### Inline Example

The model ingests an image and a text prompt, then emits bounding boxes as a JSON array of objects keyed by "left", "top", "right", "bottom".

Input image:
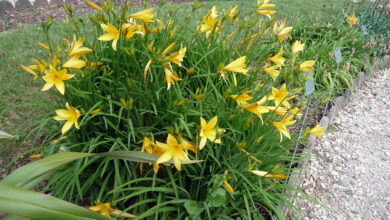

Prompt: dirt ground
[{"left": 0, "top": 0, "right": 192, "bottom": 32}]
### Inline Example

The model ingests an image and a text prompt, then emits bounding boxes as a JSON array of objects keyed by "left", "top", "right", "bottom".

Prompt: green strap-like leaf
[
  {"left": 2, "top": 152, "right": 94, "bottom": 187},
  {"left": 0, "top": 182, "right": 111, "bottom": 220},
  {"left": 0, "top": 130, "right": 13, "bottom": 139},
  {"left": 100, "top": 151, "right": 203, "bottom": 164},
  {"left": 3, "top": 151, "right": 203, "bottom": 189}
]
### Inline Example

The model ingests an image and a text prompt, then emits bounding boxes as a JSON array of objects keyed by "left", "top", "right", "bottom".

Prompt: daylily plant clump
[{"left": 21, "top": 0, "right": 325, "bottom": 218}]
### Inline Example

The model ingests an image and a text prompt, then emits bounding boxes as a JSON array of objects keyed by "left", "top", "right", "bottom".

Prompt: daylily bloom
[
  {"left": 267, "top": 48, "right": 285, "bottom": 66},
  {"left": 198, "top": 9, "right": 221, "bottom": 38},
  {"left": 156, "top": 134, "right": 192, "bottom": 171},
  {"left": 21, "top": 65, "right": 39, "bottom": 80},
  {"left": 89, "top": 200, "right": 136, "bottom": 218},
  {"left": 347, "top": 13, "right": 358, "bottom": 27},
  {"left": 160, "top": 43, "right": 176, "bottom": 57},
  {"left": 211, "top": 6, "right": 219, "bottom": 19},
  {"left": 230, "top": 91, "right": 253, "bottom": 106},
  {"left": 300, "top": 60, "right": 315, "bottom": 72},
  {"left": 272, "top": 115, "right": 296, "bottom": 141},
  {"left": 42, "top": 67, "right": 74, "bottom": 95},
  {"left": 221, "top": 56, "right": 248, "bottom": 85},
  {"left": 264, "top": 65, "right": 280, "bottom": 81},
  {"left": 309, "top": 121, "right": 326, "bottom": 140},
  {"left": 128, "top": 8, "right": 154, "bottom": 23},
  {"left": 168, "top": 47, "right": 187, "bottom": 67},
  {"left": 250, "top": 170, "right": 286, "bottom": 180},
  {"left": 256, "top": 0, "right": 276, "bottom": 19},
  {"left": 53, "top": 102, "right": 81, "bottom": 134},
  {"left": 163, "top": 64, "right": 182, "bottom": 90},
  {"left": 98, "top": 23, "right": 120, "bottom": 51},
  {"left": 199, "top": 116, "right": 222, "bottom": 150},
  {"left": 269, "top": 84, "right": 292, "bottom": 108},
  {"left": 273, "top": 20, "right": 292, "bottom": 42},
  {"left": 228, "top": 6, "right": 238, "bottom": 22},
  {"left": 267, "top": 106, "right": 288, "bottom": 116},
  {"left": 63, "top": 55, "right": 86, "bottom": 70},
  {"left": 122, "top": 23, "right": 143, "bottom": 40},
  {"left": 141, "top": 136, "right": 164, "bottom": 173},
  {"left": 242, "top": 96, "right": 269, "bottom": 123},
  {"left": 21, "top": 58, "right": 49, "bottom": 80},
  {"left": 292, "top": 40, "right": 305, "bottom": 54},
  {"left": 67, "top": 35, "right": 92, "bottom": 56}
]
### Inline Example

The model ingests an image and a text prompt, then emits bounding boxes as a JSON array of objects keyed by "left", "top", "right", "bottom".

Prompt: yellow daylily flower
[
  {"left": 264, "top": 65, "right": 280, "bottom": 81},
  {"left": 168, "top": 47, "right": 187, "bottom": 67},
  {"left": 21, "top": 58, "right": 49, "bottom": 80},
  {"left": 89, "top": 200, "right": 136, "bottom": 218},
  {"left": 272, "top": 115, "right": 296, "bottom": 141},
  {"left": 20, "top": 65, "right": 39, "bottom": 80},
  {"left": 223, "top": 56, "right": 248, "bottom": 75},
  {"left": 141, "top": 136, "right": 164, "bottom": 173},
  {"left": 250, "top": 170, "right": 287, "bottom": 180},
  {"left": 228, "top": 6, "right": 238, "bottom": 22},
  {"left": 267, "top": 47, "right": 285, "bottom": 66},
  {"left": 160, "top": 43, "right": 176, "bottom": 57},
  {"left": 242, "top": 96, "right": 269, "bottom": 123},
  {"left": 85, "top": 0, "right": 104, "bottom": 12},
  {"left": 230, "top": 91, "right": 253, "bottom": 106},
  {"left": 256, "top": 0, "right": 276, "bottom": 19},
  {"left": 42, "top": 67, "right": 74, "bottom": 95},
  {"left": 273, "top": 20, "right": 292, "bottom": 42},
  {"left": 292, "top": 40, "right": 305, "bottom": 54},
  {"left": 289, "top": 107, "right": 302, "bottom": 119},
  {"left": 53, "top": 102, "right": 81, "bottom": 134},
  {"left": 211, "top": 6, "right": 219, "bottom": 19},
  {"left": 299, "top": 60, "right": 315, "bottom": 72},
  {"left": 122, "top": 23, "right": 143, "bottom": 40},
  {"left": 33, "top": 58, "right": 49, "bottom": 72},
  {"left": 63, "top": 55, "right": 86, "bottom": 70},
  {"left": 156, "top": 134, "right": 192, "bottom": 171},
  {"left": 128, "top": 8, "right": 154, "bottom": 23},
  {"left": 267, "top": 106, "right": 288, "bottom": 116},
  {"left": 309, "top": 121, "right": 326, "bottom": 140},
  {"left": 98, "top": 23, "right": 120, "bottom": 51},
  {"left": 67, "top": 35, "right": 92, "bottom": 56},
  {"left": 347, "top": 13, "right": 358, "bottom": 27},
  {"left": 164, "top": 65, "right": 182, "bottom": 90},
  {"left": 269, "top": 84, "right": 292, "bottom": 108},
  {"left": 199, "top": 116, "right": 221, "bottom": 150},
  {"left": 198, "top": 9, "right": 221, "bottom": 38}
]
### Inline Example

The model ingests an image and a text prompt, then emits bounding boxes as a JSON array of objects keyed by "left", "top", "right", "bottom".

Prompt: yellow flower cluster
[{"left": 21, "top": 1, "right": 327, "bottom": 192}]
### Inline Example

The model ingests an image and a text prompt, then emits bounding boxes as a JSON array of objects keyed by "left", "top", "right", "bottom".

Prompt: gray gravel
[{"left": 294, "top": 68, "right": 390, "bottom": 220}]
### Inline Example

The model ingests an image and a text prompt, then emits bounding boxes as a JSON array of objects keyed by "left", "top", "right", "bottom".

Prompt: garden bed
[{"left": 0, "top": 0, "right": 389, "bottom": 219}]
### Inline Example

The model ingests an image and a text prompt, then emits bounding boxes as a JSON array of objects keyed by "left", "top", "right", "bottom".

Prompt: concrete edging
[{"left": 277, "top": 55, "right": 389, "bottom": 219}]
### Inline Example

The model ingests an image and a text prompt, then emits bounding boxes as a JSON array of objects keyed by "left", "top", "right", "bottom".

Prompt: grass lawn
[{"left": 0, "top": 0, "right": 345, "bottom": 166}]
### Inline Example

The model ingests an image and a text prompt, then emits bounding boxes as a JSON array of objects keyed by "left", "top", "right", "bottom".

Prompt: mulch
[{"left": 0, "top": 0, "right": 192, "bottom": 32}]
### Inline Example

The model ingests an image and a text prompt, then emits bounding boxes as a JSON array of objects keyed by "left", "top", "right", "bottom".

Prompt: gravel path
[{"left": 294, "top": 68, "right": 390, "bottom": 219}]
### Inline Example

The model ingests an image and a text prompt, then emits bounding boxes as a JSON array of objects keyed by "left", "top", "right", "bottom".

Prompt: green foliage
[
  {"left": 13, "top": 0, "right": 312, "bottom": 218},
  {"left": 0, "top": 182, "right": 111, "bottom": 220}
]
